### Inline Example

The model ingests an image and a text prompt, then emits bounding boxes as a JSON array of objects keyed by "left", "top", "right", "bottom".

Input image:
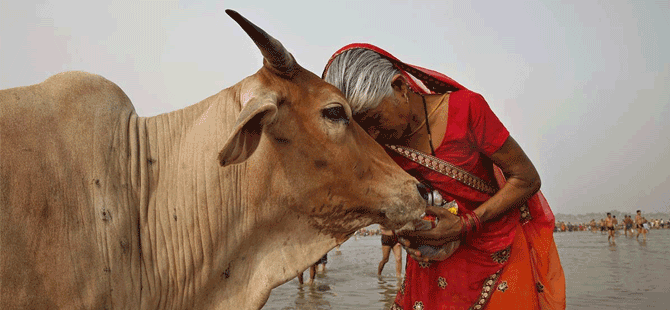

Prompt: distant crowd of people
[
  {"left": 555, "top": 212, "right": 668, "bottom": 233},
  {"left": 554, "top": 210, "right": 667, "bottom": 243},
  {"left": 354, "top": 228, "right": 382, "bottom": 237}
]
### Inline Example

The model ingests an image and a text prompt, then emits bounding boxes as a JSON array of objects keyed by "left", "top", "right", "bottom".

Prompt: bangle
[
  {"left": 459, "top": 214, "right": 471, "bottom": 237},
  {"left": 470, "top": 211, "right": 483, "bottom": 232}
]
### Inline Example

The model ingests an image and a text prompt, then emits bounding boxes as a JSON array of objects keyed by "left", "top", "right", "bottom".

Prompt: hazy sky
[{"left": 2, "top": 0, "right": 669, "bottom": 215}]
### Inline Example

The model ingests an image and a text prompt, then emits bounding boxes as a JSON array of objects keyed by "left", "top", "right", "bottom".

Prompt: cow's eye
[{"left": 322, "top": 105, "right": 349, "bottom": 125}]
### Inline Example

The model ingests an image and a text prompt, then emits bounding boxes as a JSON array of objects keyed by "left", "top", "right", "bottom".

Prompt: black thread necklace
[{"left": 421, "top": 94, "right": 437, "bottom": 156}]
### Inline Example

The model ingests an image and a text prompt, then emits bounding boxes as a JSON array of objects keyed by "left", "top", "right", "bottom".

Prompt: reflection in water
[
  {"left": 265, "top": 230, "right": 670, "bottom": 309},
  {"left": 292, "top": 277, "right": 333, "bottom": 310},
  {"left": 377, "top": 277, "right": 402, "bottom": 308}
]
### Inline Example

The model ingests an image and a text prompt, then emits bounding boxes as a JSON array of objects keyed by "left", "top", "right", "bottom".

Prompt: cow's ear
[{"left": 219, "top": 95, "right": 278, "bottom": 167}]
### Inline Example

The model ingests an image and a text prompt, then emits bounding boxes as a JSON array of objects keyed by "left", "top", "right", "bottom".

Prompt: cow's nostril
[{"left": 416, "top": 183, "right": 431, "bottom": 201}]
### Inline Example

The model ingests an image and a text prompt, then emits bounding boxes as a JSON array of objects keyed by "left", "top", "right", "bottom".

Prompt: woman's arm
[
  {"left": 397, "top": 135, "right": 540, "bottom": 255},
  {"left": 474, "top": 135, "right": 541, "bottom": 222}
]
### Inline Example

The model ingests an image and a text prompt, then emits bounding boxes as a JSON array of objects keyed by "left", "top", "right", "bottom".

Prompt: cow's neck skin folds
[
  {"left": 133, "top": 85, "right": 337, "bottom": 309},
  {"left": 135, "top": 88, "right": 239, "bottom": 308}
]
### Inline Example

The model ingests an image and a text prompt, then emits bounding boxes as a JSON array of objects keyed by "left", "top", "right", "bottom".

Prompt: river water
[{"left": 264, "top": 229, "right": 670, "bottom": 309}]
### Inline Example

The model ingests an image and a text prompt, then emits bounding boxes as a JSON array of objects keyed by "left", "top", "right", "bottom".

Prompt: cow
[{"left": 0, "top": 10, "right": 426, "bottom": 309}]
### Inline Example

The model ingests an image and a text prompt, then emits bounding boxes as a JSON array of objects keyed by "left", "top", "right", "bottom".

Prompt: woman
[{"left": 323, "top": 44, "right": 565, "bottom": 310}]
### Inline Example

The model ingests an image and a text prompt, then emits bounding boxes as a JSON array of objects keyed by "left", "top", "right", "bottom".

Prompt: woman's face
[{"left": 354, "top": 93, "right": 412, "bottom": 144}]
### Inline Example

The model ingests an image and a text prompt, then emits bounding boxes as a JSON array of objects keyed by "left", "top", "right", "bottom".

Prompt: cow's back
[{"left": 1, "top": 71, "right": 142, "bottom": 308}]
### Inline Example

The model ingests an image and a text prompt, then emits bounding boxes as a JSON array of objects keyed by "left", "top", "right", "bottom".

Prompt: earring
[{"left": 403, "top": 92, "right": 409, "bottom": 104}]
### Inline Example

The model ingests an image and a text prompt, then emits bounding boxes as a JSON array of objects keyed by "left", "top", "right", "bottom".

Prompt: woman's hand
[
  {"left": 398, "top": 240, "right": 428, "bottom": 262},
  {"left": 397, "top": 205, "right": 462, "bottom": 249}
]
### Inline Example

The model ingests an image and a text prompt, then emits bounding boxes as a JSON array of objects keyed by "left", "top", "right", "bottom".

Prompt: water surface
[{"left": 264, "top": 230, "right": 670, "bottom": 309}]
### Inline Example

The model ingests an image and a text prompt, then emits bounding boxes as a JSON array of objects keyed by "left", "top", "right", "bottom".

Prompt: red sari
[
  {"left": 391, "top": 89, "right": 565, "bottom": 310},
  {"left": 324, "top": 44, "right": 565, "bottom": 310}
]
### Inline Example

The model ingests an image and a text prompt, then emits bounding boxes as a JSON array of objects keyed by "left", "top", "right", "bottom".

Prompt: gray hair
[{"left": 323, "top": 48, "right": 401, "bottom": 115}]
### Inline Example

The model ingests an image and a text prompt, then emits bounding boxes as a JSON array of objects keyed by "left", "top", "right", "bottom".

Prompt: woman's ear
[
  {"left": 390, "top": 74, "right": 410, "bottom": 101},
  {"left": 390, "top": 74, "right": 408, "bottom": 92}
]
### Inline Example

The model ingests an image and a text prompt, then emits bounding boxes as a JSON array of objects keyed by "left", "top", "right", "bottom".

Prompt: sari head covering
[{"left": 322, "top": 43, "right": 466, "bottom": 95}]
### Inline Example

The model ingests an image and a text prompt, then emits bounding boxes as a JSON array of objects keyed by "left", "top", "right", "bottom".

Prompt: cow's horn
[{"left": 226, "top": 9, "right": 297, "bottom": 76}]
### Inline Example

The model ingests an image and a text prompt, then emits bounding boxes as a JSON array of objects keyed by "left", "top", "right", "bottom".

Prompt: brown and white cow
[{"left": 0, "top": 10, "right": 426, "bottom": 309}]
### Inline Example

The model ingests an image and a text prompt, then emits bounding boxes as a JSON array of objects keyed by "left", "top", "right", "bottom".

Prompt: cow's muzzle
[{"left": 379, "top": 182, "right": 428, "bottom": 230}]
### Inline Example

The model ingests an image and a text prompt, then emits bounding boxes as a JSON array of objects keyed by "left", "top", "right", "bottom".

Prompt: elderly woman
[{"left": 323, "top": 44, "right": 565, "bottom": 310}]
